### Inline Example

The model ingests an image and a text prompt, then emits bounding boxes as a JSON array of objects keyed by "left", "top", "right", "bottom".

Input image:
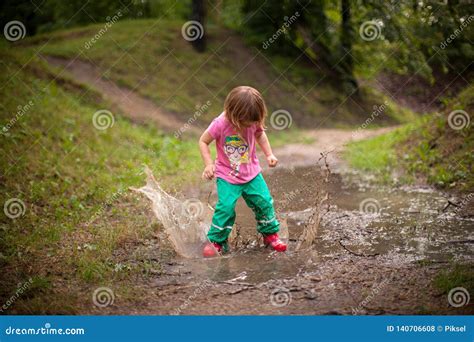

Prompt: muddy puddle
[{"left": 154, "top": 166, "right": 473, "bottom": 286}]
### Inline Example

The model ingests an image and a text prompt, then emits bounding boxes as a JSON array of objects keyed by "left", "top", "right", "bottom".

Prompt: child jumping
[{"left": 199, "top": 86, "right": 287, "bottom": 257}]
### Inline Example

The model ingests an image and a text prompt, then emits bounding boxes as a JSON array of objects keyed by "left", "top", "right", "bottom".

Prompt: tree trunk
[
  {"left": 191, "top": 0, "right": 206, "bottom": 52},
  {"left": 339, "top": 0, "right": 358, "bottom": 94}
]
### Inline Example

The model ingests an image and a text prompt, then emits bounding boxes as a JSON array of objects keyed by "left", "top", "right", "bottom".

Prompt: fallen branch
[{"left": 338, "top": 239, "right": 379, "bottom": 258}]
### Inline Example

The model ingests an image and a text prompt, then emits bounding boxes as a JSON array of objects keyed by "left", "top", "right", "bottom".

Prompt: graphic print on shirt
[{"left": 224, "top": 135, "right": 249, "bottom": 177}]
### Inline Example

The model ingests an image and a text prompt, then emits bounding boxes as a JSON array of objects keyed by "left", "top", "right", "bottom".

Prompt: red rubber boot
[
  {"left": 263, "top": 233, "right": 287, "bottom": 252},
  {"left": 203, "top": 242, "right": 223, "bottom": 258}
]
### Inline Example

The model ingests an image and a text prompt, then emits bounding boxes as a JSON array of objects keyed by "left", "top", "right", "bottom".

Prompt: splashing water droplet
[{"left": 131, "top": 167, "right": 212, "bottom": 258}]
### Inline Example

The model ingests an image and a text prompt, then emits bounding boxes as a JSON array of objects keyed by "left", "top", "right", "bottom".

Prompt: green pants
[{"left": 208, "top": 173, "right": 279, "bottom": 245}]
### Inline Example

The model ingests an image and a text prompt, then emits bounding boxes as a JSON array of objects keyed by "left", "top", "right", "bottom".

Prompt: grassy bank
[
  {"left": 0, "top": 46, "right": 205, "bottom": 313},
  {"left": 345, "top": 84, "right": 474, "bottom": 191},
  {"left": 35, "top": 19, "right": 412, "bottom": 127}
]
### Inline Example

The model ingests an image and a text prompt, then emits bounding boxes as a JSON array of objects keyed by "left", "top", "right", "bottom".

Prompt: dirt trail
[
  {"left": 43, "top": 56, "right": 194, "bottom": 134},
  {"left": 272, "top": 127, "right": 394, "bottom": 171}
]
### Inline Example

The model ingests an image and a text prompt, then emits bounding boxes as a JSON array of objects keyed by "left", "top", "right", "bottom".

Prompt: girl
[{"left": 199, "top": 86, "right": 287, "bottom": 257}]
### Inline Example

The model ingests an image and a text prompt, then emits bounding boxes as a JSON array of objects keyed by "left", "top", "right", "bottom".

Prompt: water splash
[
  {"left": 132, "top": 167, "right": 290, "bottom": 258},
  {"left": 131, "top": 167, "right": 212, "bottom": 258}
]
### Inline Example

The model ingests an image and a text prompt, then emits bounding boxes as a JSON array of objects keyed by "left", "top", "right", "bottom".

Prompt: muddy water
[{"left": 176, "top": 166, "right": 473, "bottom": 284}]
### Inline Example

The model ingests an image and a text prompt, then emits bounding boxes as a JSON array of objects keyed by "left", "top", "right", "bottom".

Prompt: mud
[{"left": 103, "top": 163, "right": 473, "bottom": 315}]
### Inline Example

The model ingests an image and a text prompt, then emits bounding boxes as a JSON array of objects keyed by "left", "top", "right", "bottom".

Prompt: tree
[
  {"left": 338, "top": 0, "right": 358, "bottom": 94},
  {"left": 191, "top": 0, "right": 206, "bottom": 52}
]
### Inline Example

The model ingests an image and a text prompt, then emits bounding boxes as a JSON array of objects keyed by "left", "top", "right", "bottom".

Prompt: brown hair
[{"left": 224, "top": 86, "right": 267, "bottom": 132}]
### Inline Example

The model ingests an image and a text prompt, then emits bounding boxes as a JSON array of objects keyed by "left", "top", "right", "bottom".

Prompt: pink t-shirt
[{"left": 207, "top": 113, "right": 263, "bottom": 184}]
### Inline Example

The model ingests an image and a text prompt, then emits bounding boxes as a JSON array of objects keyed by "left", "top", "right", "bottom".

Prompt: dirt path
[
  {"left": 43, "top": 55, "right": 194, "bottom": 134},
  {"left": 272, "top": 127, "right": 394, "bottom": 171}
]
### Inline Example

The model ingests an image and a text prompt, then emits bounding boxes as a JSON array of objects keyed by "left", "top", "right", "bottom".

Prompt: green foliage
[
  {"left": 0, "top": 0, "right": 191, "bottom": 35},
  {"left": 234, "top": 0, "right": 473, "bottom": 82},
  {"left": 434, "top": 264, "right": 474, "bottom": 295},
  {"left": 346, "top": 84, "right": 474, "bottom": 189}
]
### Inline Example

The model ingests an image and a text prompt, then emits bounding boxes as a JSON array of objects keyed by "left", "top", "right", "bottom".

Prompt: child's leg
[
  {"left": 241, "top": 173, "right": 279, "bottom": 235},
  {"left": 207, "top": 178, "right": 242, "bottom": 247}
]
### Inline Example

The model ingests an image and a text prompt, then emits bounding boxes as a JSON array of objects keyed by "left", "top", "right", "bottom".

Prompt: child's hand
[
  {"left": 202, "top": 164, "right": 215, "bottom": 180},
  {"left": 266, "top": 154, "right": 278, "bottom": 167}
]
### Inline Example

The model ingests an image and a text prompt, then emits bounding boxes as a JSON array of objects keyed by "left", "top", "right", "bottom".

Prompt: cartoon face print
[{"left": 224, "top": 135, "right": 248, "bottom": 176}]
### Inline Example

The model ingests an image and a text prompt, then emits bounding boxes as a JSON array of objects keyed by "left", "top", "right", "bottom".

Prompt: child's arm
[
  {"left": 256, "top": 131, "right": 278, "bottom": 167},
  {"left": 199, "top": 130, "right": 216, "bottom": 180}
]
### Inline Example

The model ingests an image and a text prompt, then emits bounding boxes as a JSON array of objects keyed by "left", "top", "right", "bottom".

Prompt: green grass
[
  {"left": 434, "top": 264, "right": 474, "bottom": 295},
  {"left": 0, "top": 46, "right": 203, "bottom": 313},
  {"left": 344, "top": 125, "right": 413, "bottom": 184},
  {"left": 345, "top": 85, "right": 474, "bottom": 190}
]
